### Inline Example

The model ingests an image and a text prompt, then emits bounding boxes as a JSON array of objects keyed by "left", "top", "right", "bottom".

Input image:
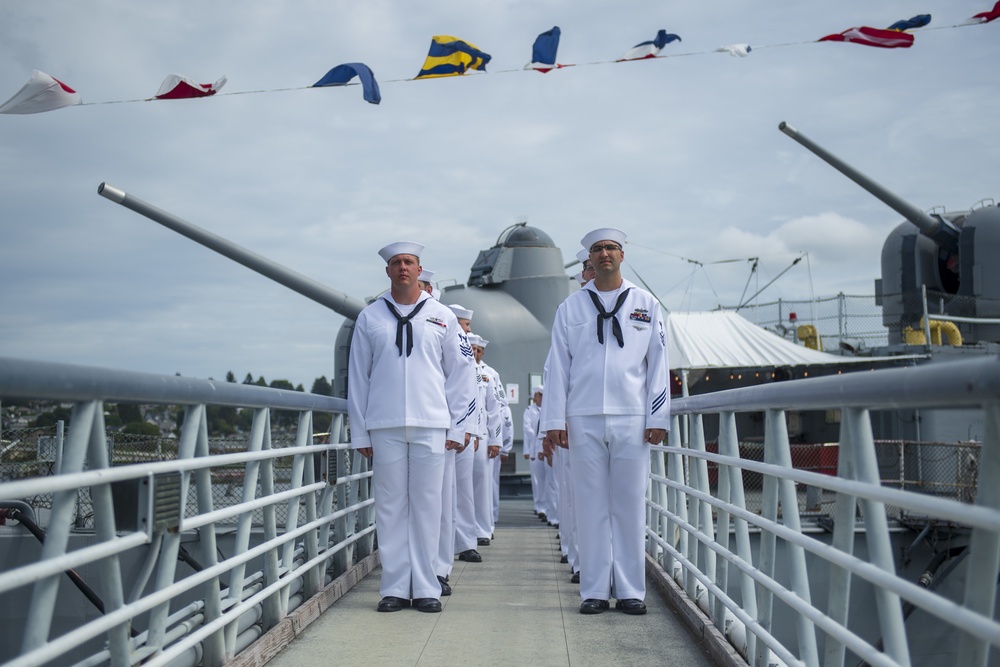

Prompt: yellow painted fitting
[
  {"left": 796, "top": 324, "right": 822, "bottom": 351},
  {"left": 921, "top": 317, "right": 963, "bottom": 346},
  {"left": 902, "top": 326, "right": 926, "bottom": 345}
]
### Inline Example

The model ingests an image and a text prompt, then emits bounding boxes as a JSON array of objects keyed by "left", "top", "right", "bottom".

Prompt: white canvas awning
[{"left": 666, "top": 310, "right": 895, "bottom": 371}]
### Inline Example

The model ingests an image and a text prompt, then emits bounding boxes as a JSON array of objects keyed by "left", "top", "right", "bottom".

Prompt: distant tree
[
  {"left": 174, "top": 404, "right": 237, "bottom": 437},
  {"left": 269, "top": 379, "right": 297, "bottom": 429},
  {"left": 0, "top": 397, "right": 30, "bottom": 407},
  {"left": 315, "top": 413, "right": 334, "bottom": 435},
  {"left": 235, "top": 408, "right": 254, "bottom": 432},
  {"left": 295, "top": 384, "right": 304, "bottom": 392},
  {"left": 207, "top": 405, "right": 238, "bottom": 435},
  {"left": 117, "top": 403, "right": 143, "bottom": 424},
  {"left": 226, "top": 371, "right": 236, "bottom": 383},
  {"left": 243, "top": 373, "right": 254, "bottom": 385},
  {"left": 310, "top": 376, "right": 335, "bottom": 433},
  {"left": 123, "top": 421, "right": 159, "bottom": 436},
  {"left": 32, "top": 406, "right": 72, "bottom": 428},
  {"left": 311, "top": 376, "right": 332, "bottom": 396},
  {"left": 171, "top": 407, "right": 184, "bottom": 436},
  {"left": 256, "top": 376, "right": 267, "bottom": 387}
]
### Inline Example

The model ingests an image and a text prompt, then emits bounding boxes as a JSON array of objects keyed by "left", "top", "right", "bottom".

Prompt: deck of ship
[{"left": 248, "top": 498, "right": 722, "bottom": 667}]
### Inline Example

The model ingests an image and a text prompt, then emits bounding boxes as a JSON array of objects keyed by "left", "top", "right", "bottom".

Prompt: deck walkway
[{"left": 259, "top": 498, "right": 720, "bottom": 667}]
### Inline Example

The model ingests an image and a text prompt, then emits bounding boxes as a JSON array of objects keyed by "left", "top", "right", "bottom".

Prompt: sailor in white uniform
[
  {"left": 474, "top": 338, "right": 506, "bottom": 539},
  {"left": 417, "top": 268, "right": 442, "bottom": 301},
  {"left": 523, "top": 387, "right": 548, "bottom": 518},
  {"left": 557, "top": 249, "right": 595, "bottom": 578},
  {"left": 419, "top": 273, "right": 471, "bottom": 597},
  {"left": 348, "top": 242, "right": 475, "bottom": 613},
  {"left": 542, "top": 227, "right": 669, "bottom": 616},
  {"left": 447, "top": 304, "right": 484, "bottom": 564},
  {"left": 521, "top": 385, "right": 543, "bottom": 514},
  {"left": 494, "top": 394, "right": 514, "bottom": 526},
  {"left": 469, "top": 335, "right": 502, "bottom": 544}
]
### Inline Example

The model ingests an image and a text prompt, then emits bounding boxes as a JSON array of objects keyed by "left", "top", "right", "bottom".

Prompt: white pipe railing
[
  {"left": 0, "top": 357, "right": 372, "bottom": 667},
  {"left": 647, "top": 355, "right": 1000, "bottom": 667}
]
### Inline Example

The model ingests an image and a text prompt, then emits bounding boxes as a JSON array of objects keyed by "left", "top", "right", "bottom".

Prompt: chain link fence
[
  {"left": 0, "top": 426, "right": 62, "bottom": 519},
  {"left": 701, "top": 438, "right": 980, "bottom": 518},
  {"left": 722, "top": 293, "right": 889, "bottom": 353},
  {"left": 729, "top": 290, "right": 1000, "bottom": 352}
]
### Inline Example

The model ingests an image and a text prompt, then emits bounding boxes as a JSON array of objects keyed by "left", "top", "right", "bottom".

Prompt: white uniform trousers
[
  {"left": 473, "top": 438, "right": 494, "bottom": 538},
  {"left": 530, "top": 457, "right": 550, "bottom": 516},
  {"left": 491, "top": 456, "right": 502, "bottom": 524},
  {"left": 567, "top": 415, "right": 649, "bottom": 602},
  {"left": 543, "top": 456, "right": 560, "bottom": 526},
  {"left": 436, "top": 449, "right": 457, "bottom": 578},
  {"left": 529, "top": 455, "right": 544, "bottom": 514},
  {"left": 453, "top": 443, "right": 477, "bottom": 553},
  {"left": 371, "top": 427, "right": 445, "bottom": 600},
  {"left": 555, "top": 445, "right": 578, "bottom": 570}
]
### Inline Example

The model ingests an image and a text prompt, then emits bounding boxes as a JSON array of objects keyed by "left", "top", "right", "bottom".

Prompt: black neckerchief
[
  {"left": 384, "top": 297, "right": 428, "bottom": 356},
  {"left": 586, "top": 287, "right": 631, "bottom": 348}
]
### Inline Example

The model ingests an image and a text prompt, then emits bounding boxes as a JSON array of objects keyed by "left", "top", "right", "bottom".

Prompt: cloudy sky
[{"left": 1, "top": 1, "right": 997, "bottom": 390}]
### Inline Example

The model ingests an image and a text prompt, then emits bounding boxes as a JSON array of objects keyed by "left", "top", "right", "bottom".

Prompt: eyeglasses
[{"left": 589, "top": 243, "right": 622, "bottom": 254}]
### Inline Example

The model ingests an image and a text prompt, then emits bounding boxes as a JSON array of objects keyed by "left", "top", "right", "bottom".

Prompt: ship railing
[
  {"left": 648, "top": 355, "right": 1000, "bottom": 667},
  {"left": 0, "top": 357, "right": 373, "bottom": 667}
]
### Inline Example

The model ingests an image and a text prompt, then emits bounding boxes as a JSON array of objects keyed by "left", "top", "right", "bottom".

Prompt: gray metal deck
[{"left": 254, "top": 498, "right": 720, "bottom": 667}]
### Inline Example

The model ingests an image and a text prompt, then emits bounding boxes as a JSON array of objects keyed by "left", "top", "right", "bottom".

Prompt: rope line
[{"left": 66, "top": 19, "right": 991, "bottom": 108}]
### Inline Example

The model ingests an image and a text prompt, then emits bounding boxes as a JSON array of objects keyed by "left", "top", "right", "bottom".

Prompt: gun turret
[
  {"left": 97, "top": 183, "right": 366, "bottom": 319},
  {"left": 778, "top": 122, "right": 960, "bottom": 255},
  {"left": 779, "top": 123, "right": 1000, "bottom": 347}
]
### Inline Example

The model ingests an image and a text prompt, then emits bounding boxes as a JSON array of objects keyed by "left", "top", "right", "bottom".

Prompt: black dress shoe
[
  {"left": 615, "top": 598, "right": 647, "bottom": 615},
  {"left": 571, "top": 572, "right": 580, "bottom": 583},
  {"left": 579, "top": 598, "right": 609, "bottom": 614},
  {"left": 377, "top": 596, "right": 408, "bottom": 612},
  {"left": 458, "top": 549, "right": 482, "bottom": 562},
  {"left": 477, "top": 537, "right": 491, "bottom": 546},
  {"left": 560, "top": 555, "right": 569, "bottom": 563},
  {"left": 437, "top": 575, "right": 452, "bottom": 596},
  {"left": 413, "top": 598, "right": 442, "bottom": 613},
  {"left": 538, "top": 512, "right": 547, "bottom": 522}
]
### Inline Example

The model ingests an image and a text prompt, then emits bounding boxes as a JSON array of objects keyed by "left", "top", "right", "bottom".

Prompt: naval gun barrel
[
  {"left": 97, "top": 183, "right": 366, "bottom": 320},
  {"left": 778, "top": 122, "right": 960, "bottom": 254}
]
